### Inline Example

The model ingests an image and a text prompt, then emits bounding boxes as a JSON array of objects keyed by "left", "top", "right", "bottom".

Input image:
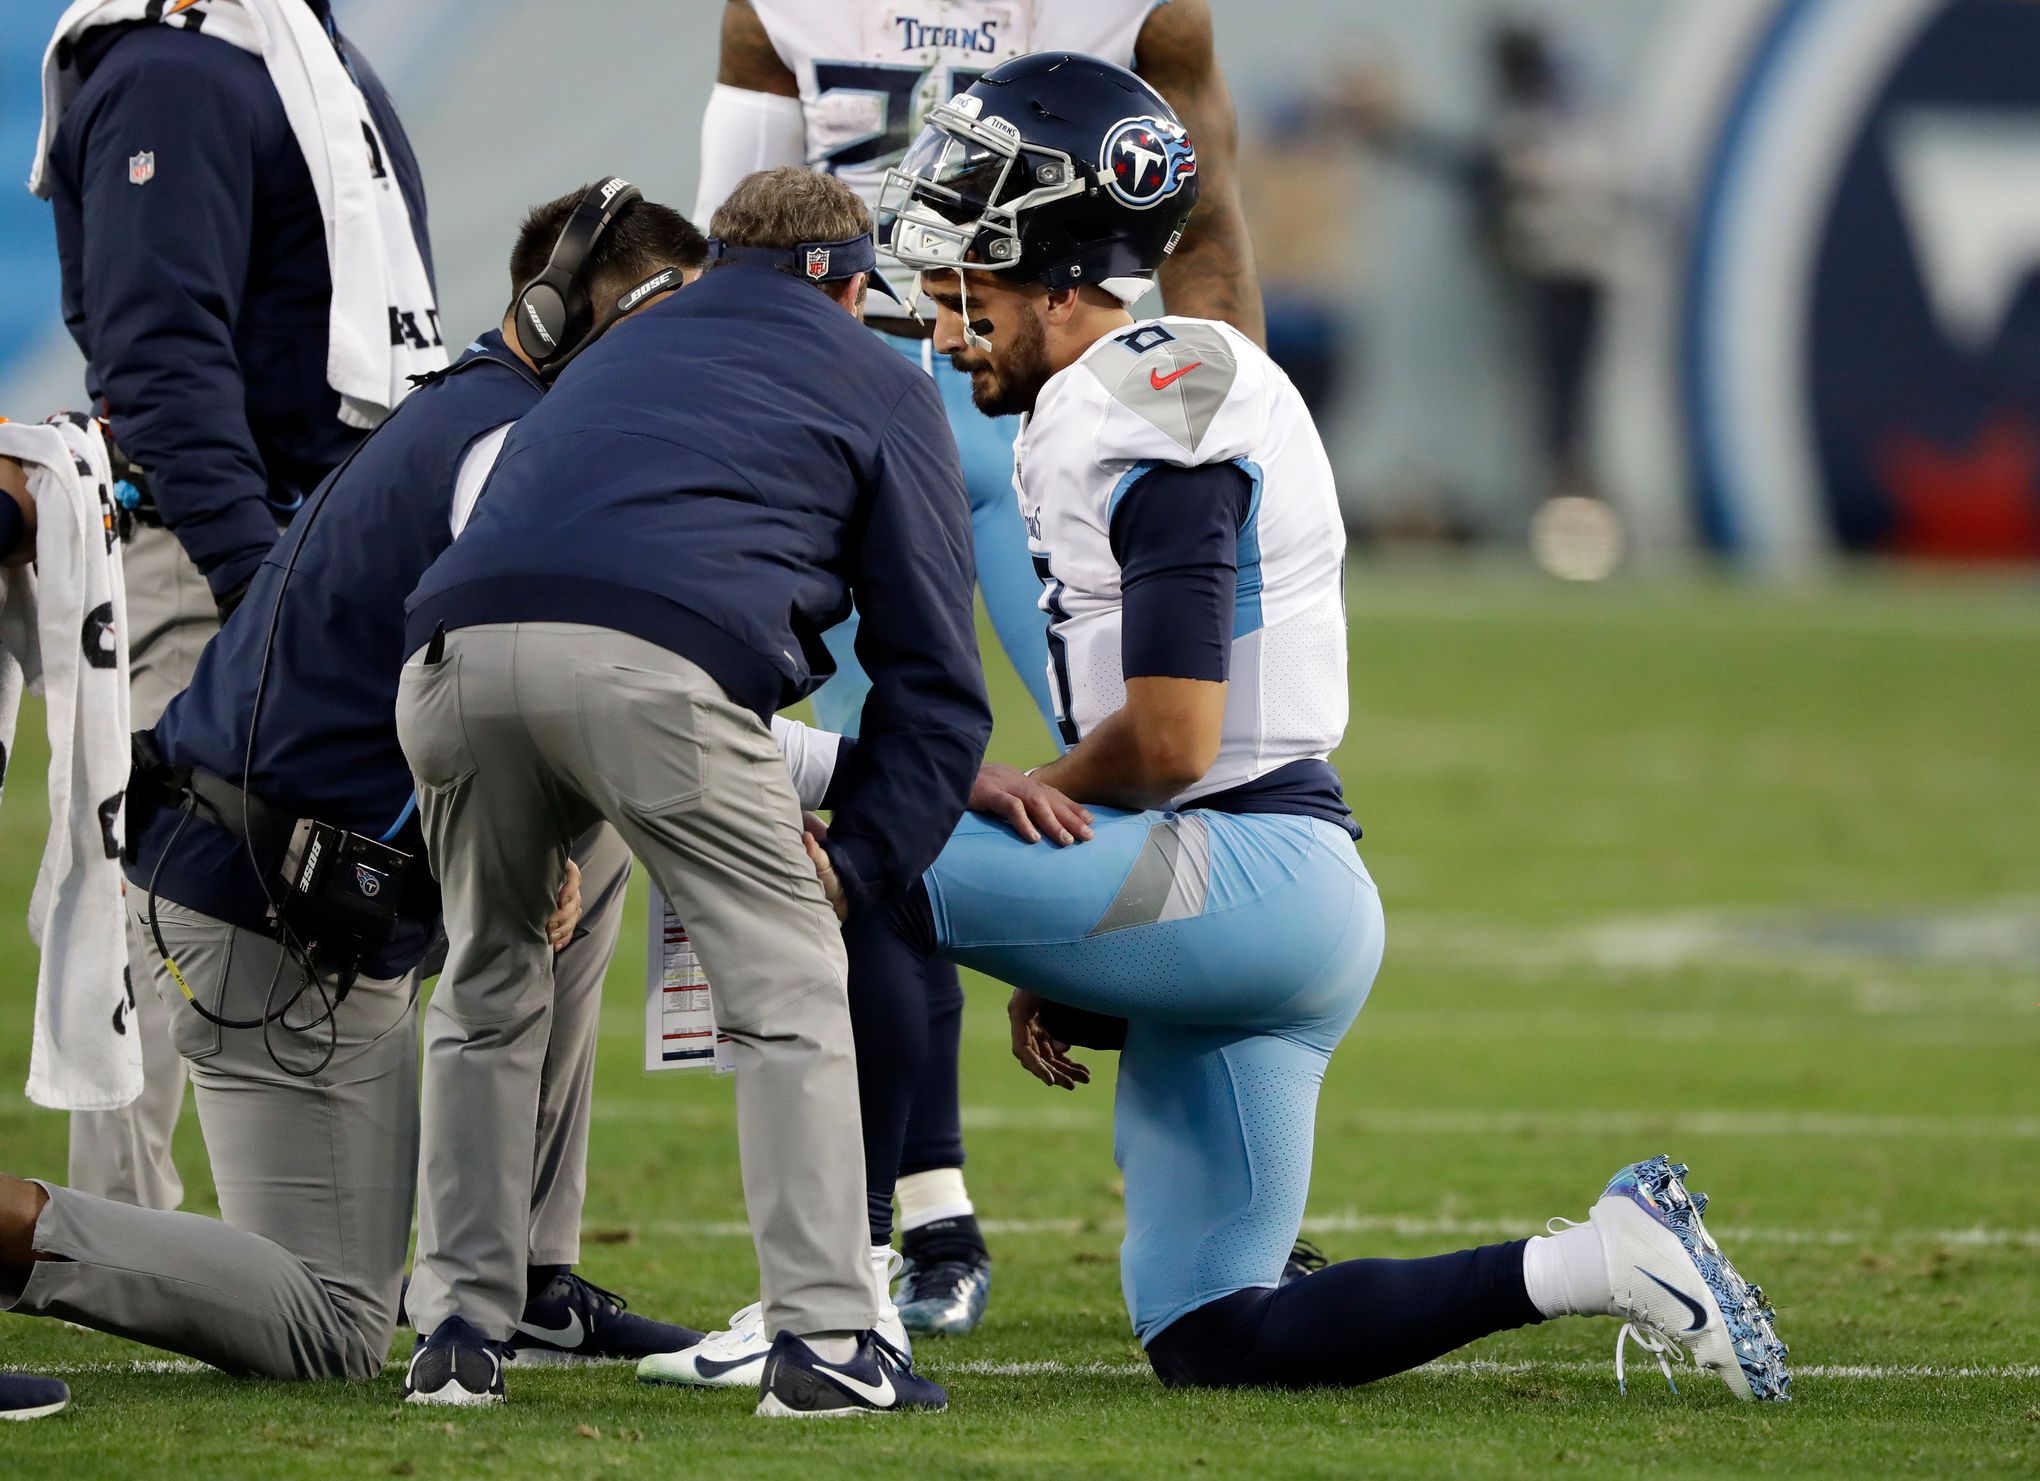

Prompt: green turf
[{"left": 2, "top": 562, "right": 2036, "bottom": 1478}]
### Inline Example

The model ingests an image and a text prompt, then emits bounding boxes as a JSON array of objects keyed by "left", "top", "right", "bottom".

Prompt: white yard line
[
  {"left": 592, "top": 1102, "right": 2040, "bottom": 1140},
  {"left": 939, "top": 1358, "right": 2040, "bottom": 1382},
  {"left": 643, "top": 1212, "right": 2040, "bottom": 1248},
  {"left": 30, "top": 1356, "right": 2038, "bottom": 1384}
]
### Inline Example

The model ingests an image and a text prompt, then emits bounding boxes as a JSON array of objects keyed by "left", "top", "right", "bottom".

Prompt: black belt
[
  {"left": 127, "top": 736, "right": 437, "bottom": 924},
  {"left": 129, "top": 735, "right": 293, "bottom": 860}
]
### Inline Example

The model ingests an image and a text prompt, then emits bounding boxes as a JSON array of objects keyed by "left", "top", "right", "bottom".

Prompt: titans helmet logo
[{"left": 1100, "top": 116, "right": 1197, "bottom": 210}]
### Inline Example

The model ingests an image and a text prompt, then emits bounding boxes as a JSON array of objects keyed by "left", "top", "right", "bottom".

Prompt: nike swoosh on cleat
[
  {"left": 513, "top": 1311, "right": 585, "bottom": 1347},
  {"left": 810, "top": 1362, "right": 895, "bottom": 1407},
  {"left": 1149, "top": 362, "right": 1201, "bottom": 390},
  {"left": 1637, "top": 1267, "right": 1710, "bottom": 1333},
  {"left": 691, "top": 1351, "right": 762, "bottom": 1379}
]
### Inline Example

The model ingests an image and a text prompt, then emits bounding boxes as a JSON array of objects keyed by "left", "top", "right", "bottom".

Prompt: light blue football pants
[
  {"left": 922, "top": 807, "right": 1385, "bottom": 1341},
  {"left": 813, "top": 334, "right": 1054, "bottom": 738}
]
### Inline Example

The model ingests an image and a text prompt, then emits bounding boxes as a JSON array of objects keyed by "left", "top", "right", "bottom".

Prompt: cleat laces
[
  {"left": 1613, "top": 1318, "right": 1684, "bottom": 1397},
  {"left": 1545, "top": 1214, "right": 1689, "bottom": 1398}
]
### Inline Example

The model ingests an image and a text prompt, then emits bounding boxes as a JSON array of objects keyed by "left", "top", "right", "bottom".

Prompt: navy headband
[
  {"left": 707, "top": 232, "right": 877, "bottom": 281},
  {"left": 705, "top": 232, "right": 907, "bottom": 306}
]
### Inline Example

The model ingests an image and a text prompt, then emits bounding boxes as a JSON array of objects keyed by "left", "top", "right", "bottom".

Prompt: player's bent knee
[{"left": 1141, "top": 1289, "right": 1287, "bottom": 1391}]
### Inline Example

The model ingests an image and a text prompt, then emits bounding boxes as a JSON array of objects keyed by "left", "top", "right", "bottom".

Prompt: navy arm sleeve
[
  {"left": 1107, "top": 460, "right": 1256, "bottom": 681},
  {"left": 823, "top": 375, "right": 992, "bottom": 912},
  {"left": 0, "top": 488, "right": 23, "bottom": 561},
  {"left": 62, "top": 65, "right": 282, "bottom": 600}
]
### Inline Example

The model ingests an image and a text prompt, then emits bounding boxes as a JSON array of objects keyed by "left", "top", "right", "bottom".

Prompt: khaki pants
[
  {"left": 5, "top": 825, "right": 631, "bottom": 1379},
  {"left": 398, "top": 623, "right": 874, "bottom": 1343}
]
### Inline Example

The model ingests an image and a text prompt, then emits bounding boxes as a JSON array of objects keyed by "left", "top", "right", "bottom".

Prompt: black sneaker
[
  {"left": 898, "top": 1214, "right": 991, "bottom": 1337},
  {"left": 1280, "top": 1238, "right": 1329, "bottom": 1285},
  {"left": 0, "top": 1374, "right": 68, "bottom": 1421},
  {"left": 755, "top": 1331, "right": 947, "bottom": 1418},
  {"left": 504, "top": 1269, "right": 705, "bottom": 1366},
  {"left": 403, "top": 1316, "right": 506, "bottom": 1406}
]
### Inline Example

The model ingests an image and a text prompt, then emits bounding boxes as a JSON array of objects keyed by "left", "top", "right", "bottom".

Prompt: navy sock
[
  {"left": 899, "top": 956, "right": 967, "bottom": 1176},
  {"left": 844, "top": 882, "right": 941, "bottom": 1245},
  {"left": 525, "top": 1263, "right": 568, "bottom": 1303},
  {"left": 1144, "top": 1240, "right": 1544, "bottom": 1389}
]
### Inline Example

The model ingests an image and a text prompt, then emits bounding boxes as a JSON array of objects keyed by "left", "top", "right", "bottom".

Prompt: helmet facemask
[{"left": 880, "top": 95, "right": 1087, "bottom": 279}]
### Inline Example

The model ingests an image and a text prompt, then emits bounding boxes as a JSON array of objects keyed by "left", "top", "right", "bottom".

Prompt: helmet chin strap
[{"left": 958, "top": 271, "right": 994, "bottom": 351}]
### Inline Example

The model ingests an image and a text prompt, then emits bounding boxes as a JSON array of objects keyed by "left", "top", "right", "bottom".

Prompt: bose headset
[{"left": 511, "top": 175, "right": 681, "bottom": 379}]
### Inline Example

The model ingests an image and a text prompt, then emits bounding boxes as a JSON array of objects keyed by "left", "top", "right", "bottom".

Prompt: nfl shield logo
[
  {"left": 804, "top": 246, "right": 830, "bottom": 281},
  {"left": 128, "top": 151, "right": 155, "bottom": 186}
]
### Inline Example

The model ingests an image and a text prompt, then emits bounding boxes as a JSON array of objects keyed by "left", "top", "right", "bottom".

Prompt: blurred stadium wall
[{"left": 4, "top": 0, "right": 2037, "bottom": 566}]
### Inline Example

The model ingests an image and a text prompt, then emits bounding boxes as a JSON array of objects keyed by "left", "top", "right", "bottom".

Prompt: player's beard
[{"left": 952, "top": 306, "right": 1050, "bottom": 419}]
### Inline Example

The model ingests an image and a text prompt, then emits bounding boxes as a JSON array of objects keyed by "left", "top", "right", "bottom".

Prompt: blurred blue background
[{"left": 8, "top": 0, "right": 2040, "bottom": 567}]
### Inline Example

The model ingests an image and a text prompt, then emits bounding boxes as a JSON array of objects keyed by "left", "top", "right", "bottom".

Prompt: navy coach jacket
[
  {"left": 43, "top": 4, "right": 431, "bottom": 602},
  {"left": 407, "top": 263, "right": 992, "bottom": 910},
  {"left": 130, "top": 334, "right": 540, "bottom": 977}
]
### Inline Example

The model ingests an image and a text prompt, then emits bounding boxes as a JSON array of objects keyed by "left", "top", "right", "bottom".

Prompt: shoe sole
[
  {"left": 755, "top": 1392, "right": 945, "bottom": 1419},
  {"left": 897, "top": 1294, "right": 987, "bottom": 1337},
  {"left": 898, "top": 1311, "right": 979, "bottom": 1337},
  {"left": 1609, "top": 1156, "right": 1792, "bottom": 1403},
  {"left": 403, "top": 1385, "right": 505, "bottom": 1407},
  {"left": 0, "top": 1401, "right": 68, "bottom": 1421},
  {"left": 638, "top": 1355, "right": 765, "bottom": 1388}
]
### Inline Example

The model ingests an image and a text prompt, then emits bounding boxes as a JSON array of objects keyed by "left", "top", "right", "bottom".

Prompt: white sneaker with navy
[
  {"left": 756, "top": 1330, "right": 946, "bottom": 1417},
  {"left": 639, "top": 1246, "right": 910, "bottom": 1390},
  {"left": 1528, "top": 1155, "right": 1791, "bottom": 1401}
]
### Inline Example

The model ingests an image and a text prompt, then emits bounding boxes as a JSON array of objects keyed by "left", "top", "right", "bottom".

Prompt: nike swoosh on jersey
[
  {"left": 1149, "top": 362, "right": 1202, "bottom": 390},
  {"left": 811, "top": 1360, "right": 896, "bottom": 1407},
  {"left": 513, "top": 1310, "right": 586, "bottom": 1347},
  {"left": 1637, "top": 1267, "right": 1710, "bottom": 1333}
]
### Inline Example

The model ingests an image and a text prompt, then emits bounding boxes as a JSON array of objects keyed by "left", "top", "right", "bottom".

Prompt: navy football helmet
[{"left": 880, "top": 52, "right": 1200, "bottom": 297}]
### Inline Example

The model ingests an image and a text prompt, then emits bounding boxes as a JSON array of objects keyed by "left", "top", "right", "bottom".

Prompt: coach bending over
[{"left": 397, "top": 167, "right": 990, "bottom": 1415}]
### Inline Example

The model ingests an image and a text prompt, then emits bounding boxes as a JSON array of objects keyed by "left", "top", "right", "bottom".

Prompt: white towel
[
  {"left": 29, "top": 0, "right": 447, "bottom": 428},
  {"left": 0, "top": 415, "right": 139, "bottom": 1112}
]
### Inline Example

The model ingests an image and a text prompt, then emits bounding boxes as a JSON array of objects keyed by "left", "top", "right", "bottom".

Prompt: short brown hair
[
  {"left": 708, "top": 167, "right": 872, "bottom": 279},
  {"left": 508, "top": 186, "right": 708, "bottom": 304}
]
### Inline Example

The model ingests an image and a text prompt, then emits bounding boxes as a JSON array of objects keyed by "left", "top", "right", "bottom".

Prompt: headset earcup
[{"left": 514, "top": 282, "right": 569, "bottom": 363}]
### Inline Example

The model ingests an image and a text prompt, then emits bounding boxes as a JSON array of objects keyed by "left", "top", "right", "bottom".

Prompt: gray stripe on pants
[{"left": 1089, "top": 814, "right": 1212, "bottom": 935}]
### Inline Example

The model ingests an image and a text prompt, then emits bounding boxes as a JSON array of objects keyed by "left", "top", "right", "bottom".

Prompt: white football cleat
[
  {"left": 1579, "top": 1156, "right": 1791, "bottom": 1401},
  {"left": 639, "top": 1246, "right": 911, "bottom": 1390}
]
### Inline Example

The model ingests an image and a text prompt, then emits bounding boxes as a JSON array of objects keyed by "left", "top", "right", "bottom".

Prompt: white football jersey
[
  {"left": 1016, "top": 317, "right": 1349, "bottom": 806},
  {"left": 749, "top": 0, "right": 1158, "bottom": 304}
]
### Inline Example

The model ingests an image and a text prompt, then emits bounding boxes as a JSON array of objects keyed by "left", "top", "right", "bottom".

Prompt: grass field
[{"left": 1, "top": 562, "right": 2035, "bottom": 1478}]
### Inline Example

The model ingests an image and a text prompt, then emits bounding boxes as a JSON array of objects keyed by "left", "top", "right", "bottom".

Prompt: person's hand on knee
[
  {"left": 803, "top": 832, "right": 848, "bottom": 922},
  {"left": 969, "top": 763, "right": 1093, "bottom": 846},
  {"left": 546, "top": 860, "right": 583, "bottom": 951}
]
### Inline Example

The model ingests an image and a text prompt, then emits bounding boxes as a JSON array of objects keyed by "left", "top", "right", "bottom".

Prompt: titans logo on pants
[{"left": 1100, "top": 116, "right": 1196, "bottom": 211}]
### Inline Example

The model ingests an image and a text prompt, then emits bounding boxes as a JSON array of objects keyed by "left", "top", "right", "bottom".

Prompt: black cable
[{"left": 143, "top": 795, "right": 320, "bottom": 1037}]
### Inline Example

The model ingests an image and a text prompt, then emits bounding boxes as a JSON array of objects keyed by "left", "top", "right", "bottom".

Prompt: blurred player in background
[
  {"left": 688, "top": 0, "right": 1263, "bottom": 1343},
  {"left": 850, "top": 52, "right": 1790, "bottom": 1402}
]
